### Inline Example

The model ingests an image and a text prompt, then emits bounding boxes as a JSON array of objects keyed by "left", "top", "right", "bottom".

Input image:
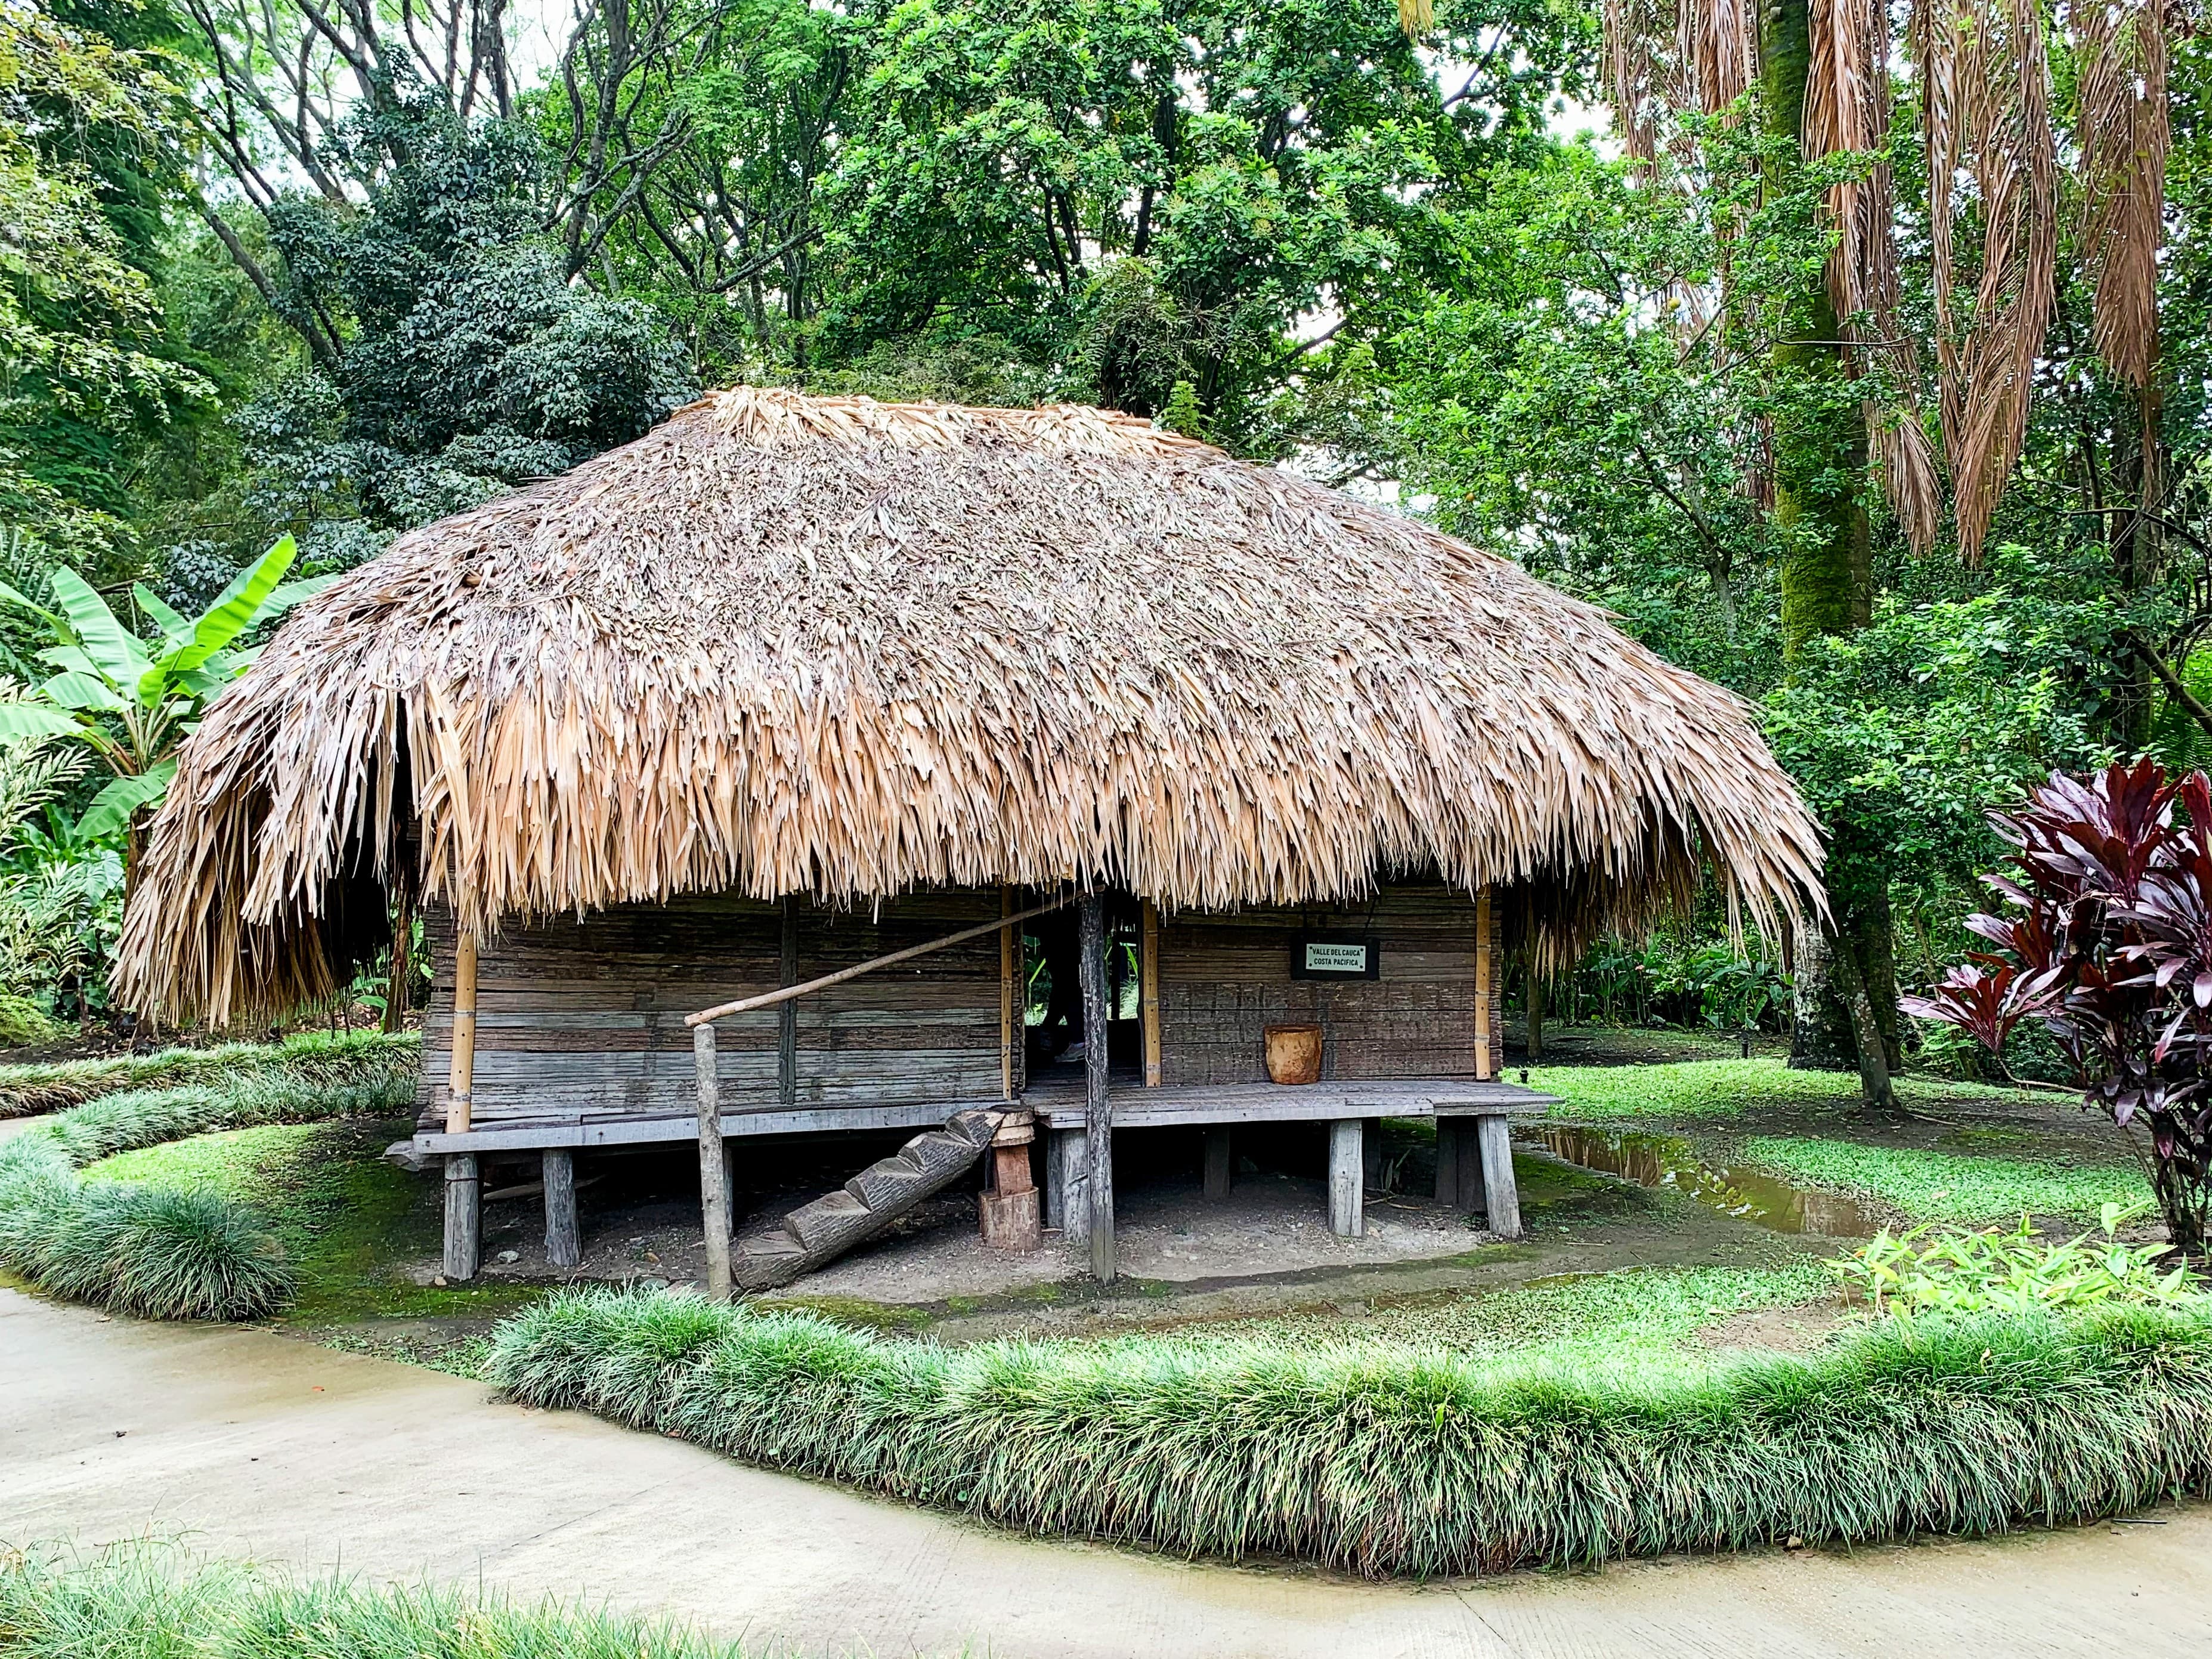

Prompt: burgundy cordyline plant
[{"left": 1905, "top": 759, "right": 2212, "bottom": 1261}]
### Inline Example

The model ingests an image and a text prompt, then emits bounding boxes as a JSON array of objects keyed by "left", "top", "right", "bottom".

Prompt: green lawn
[
  {"left": 1527, "top": 1057, "right": 2028, "bottom": 1121},
  {"left": 1741, "top": 1136, "right": 2151, "bottom": 1224}
]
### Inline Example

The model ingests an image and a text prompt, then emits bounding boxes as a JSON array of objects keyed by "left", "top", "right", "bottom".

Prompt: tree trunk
[{"left": 1764, "top": 0, "right": 1898, "bottom": 1110}]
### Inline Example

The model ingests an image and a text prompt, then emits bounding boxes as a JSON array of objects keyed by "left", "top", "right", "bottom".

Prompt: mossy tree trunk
[{"left": 1764, "top": 0, "right": 1900, "bottom": 1111}]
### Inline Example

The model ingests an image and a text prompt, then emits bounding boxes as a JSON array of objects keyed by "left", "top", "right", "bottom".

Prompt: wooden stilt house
[{"left": 119, "top": 389, "right": 1825, "bottom": 1288}]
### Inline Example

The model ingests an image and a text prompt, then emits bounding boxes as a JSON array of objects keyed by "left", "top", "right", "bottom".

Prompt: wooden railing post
[
  {"left": 1000, "top": 885, "right": 1016, "bottom": 1100},
  {"left": 695, "top": 1021, "right": 731, "bottom": 1300},
  {"left": 1140, "top": 898, "right": 1162, "bottom": 1087}
]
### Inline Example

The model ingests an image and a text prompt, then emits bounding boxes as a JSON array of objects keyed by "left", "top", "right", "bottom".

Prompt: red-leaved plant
[{"left": 1904, "top": 759, "right": 2212, "bottom": 1261}]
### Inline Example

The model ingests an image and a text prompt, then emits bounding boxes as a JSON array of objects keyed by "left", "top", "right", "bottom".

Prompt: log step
[{"left": 732, "top": 1108, "right": 998, "bottom": 1291}]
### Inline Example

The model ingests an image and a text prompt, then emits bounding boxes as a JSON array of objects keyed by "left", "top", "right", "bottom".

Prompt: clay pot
[{"left": 1264, "top": 1023, "right": 1323, "bottom": 1085}]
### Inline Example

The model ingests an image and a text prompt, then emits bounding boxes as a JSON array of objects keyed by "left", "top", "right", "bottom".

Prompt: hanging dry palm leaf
[
  {"left": 1605, "top": 0, "right": 1674, "bottom": 160},
  {"left": 1922, "top": 0, "right": 2059, "bottom": 564},
  {"left": 1398, "top": 0, "right": 1436, "bottom": 36},
  {"left": 2072, "top": 0, "right": 2168, "bottom": 391},
  {"left": 1676, "top": 0, "right": 1758, "bottom": 111}
]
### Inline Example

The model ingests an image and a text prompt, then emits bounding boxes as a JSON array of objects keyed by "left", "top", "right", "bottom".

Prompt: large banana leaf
[
  {"left": 74, "top": 761, "right": 176, "bottom": 843},
  {"left": 38, "top": 672, "right": 127, "bottom": 712},
  {"left": 169, "top": 535, "right": 298, "bottom": 675},
  {"left": 0, "top": 703, "right": 78, "bottom": 741},
  {"left": 132, "top": 584, "right": 194, "bottom": 645},
  {"left": 0, "top": 579, "right": 58, "bottom": 625},
  {"left": 48, "top": 569, "right": 151, "bottom": 690}
]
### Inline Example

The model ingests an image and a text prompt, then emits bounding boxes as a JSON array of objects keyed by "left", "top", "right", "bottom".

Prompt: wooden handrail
[{"left": 686, "top": 892, "right": 1076, "bottom": 1026}]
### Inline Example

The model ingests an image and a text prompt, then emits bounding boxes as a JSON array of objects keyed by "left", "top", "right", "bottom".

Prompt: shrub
[
  {"left": 0, "top": 1042, "right": 414, "bottom": 1319},
  {"left": 0, "top": 1540, "right": 751, "bottom": 1659},
  {"left": 0, "top": 991, "right": 61, "bottom": 1048},
  {"left": 1832, "top": 1204, "right": 2205, "bottom": 1318},
  {"left": 1907, "top": 760, "right": 2212, "bottom": 1257},
  {"left": 486, "top": 1286, "right": 2212, "bottom": 1577},
  {"left": 0, "top": 1027, "right": 419, "bottom": 1118}
]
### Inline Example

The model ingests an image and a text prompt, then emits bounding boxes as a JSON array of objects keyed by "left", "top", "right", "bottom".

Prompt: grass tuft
[
  {"left": 0, "top": 1040, "right": 416, "bottom": 1321},
  {"left": 0, "top": 1027, "right": 419, "bottom": 1119},
  {"left": 0, "top": 1539, "right": 753, "bottom": 1659},
  {"left": 485, "top": 1286, "right": 2212, "bottom": 1577}
]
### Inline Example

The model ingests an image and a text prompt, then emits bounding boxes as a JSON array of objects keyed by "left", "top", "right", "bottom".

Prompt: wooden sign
[{"left": 1292, "top": 933, "right": 1380, "bottom": 980}]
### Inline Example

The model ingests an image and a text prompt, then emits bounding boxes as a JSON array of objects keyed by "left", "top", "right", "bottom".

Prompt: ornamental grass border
[
  {"left": 0, "top": 1041, "right": 417, "bottom": 1320},
  {"left": 486, "top": 1286, "right": 2212, "bottom": 1578}
]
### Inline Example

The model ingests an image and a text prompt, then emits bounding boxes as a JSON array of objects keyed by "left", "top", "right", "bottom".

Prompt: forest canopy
[{"left": 1, "top": 0, "right": 2208, "bottom": 1100}]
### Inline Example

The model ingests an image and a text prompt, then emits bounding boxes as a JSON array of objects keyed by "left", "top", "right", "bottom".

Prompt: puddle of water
[{"left": 1523, "top": 1125, "right": 1876, "bottom": 1237}]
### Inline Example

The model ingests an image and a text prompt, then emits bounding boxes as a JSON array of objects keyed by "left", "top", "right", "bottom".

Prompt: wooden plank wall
[
  {"left": 418, "top": 889, "right": 1004, "bottom": 1129},
  {"left": 1154, "top": 883, "right": 1503, "bottom": 1085}
]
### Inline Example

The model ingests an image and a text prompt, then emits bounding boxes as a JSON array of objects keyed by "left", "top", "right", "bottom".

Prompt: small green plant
[{"left": 1831, "top": 1203, "right": 2205, "bottom": 1318}]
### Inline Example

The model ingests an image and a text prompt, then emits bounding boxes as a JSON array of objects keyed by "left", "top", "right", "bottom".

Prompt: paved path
[{"left": 4, "top": 1289, "right": 2208, "bottom": 1658}]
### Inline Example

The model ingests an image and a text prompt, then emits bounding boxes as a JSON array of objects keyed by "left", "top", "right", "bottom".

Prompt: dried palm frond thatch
[{"left": 118, "top": 389, "right": 1825, "bottom": 1026}]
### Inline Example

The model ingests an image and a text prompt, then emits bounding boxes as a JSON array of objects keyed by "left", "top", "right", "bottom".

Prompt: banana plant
[{"left": 0, "top": 537, "right": 330, "bottom": 882}]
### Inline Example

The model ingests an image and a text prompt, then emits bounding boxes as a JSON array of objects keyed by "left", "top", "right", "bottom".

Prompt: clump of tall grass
[
  {"left": 487, "top": 1287, "right": 2212, "bottom": 1577},
  {"left": 0, "top": 1026, "right": 419, "bottom": 1119},
  {"left": 0, "top": 1540, "right": 752, "bottom": 1659},
  {"left": 0, "top": 1042, "right": 416, "bottom": 1320}
]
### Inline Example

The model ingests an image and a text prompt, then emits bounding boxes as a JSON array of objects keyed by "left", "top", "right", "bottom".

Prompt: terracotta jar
[{"left": 1263, "top": 1023, "right": 1323, "bottom": 1085}]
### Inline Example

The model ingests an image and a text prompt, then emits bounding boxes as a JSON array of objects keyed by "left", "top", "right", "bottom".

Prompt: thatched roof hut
[{"left": 120, "top": 387, "right": 1823, "bottom": 1027}]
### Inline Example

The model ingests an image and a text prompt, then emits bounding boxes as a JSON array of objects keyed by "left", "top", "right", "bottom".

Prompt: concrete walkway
[{"left": 4, "top": 1289, "right": 2208, "bottom": 1658}]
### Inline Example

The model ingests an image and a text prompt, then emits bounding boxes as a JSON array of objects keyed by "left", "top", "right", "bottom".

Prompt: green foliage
[
  {"left": 1833, "top": 1207, "right": 2205, "bottom": 1317},
  {"left": 1744, "top": 1136, "right": 2153, "bottom": 1223},
  {"left": 1557, "top": 932, "right": 1789, "bottom": 1031},
  {"left": 0, "top": 1025, "right": 417, "bottom": 1117},
  {"left": 0, "top": 992, "right": 62, "bottom": 1047},
  {"left": 0, "top": 1540, "right": 757, "bottom": 1659},
  {"left": 488, "top": 1286, "right": 2212, "bottom": 1575},
  {"left": 1529, "top": 1058, "right": 2022, "bottom": 1121},
  {"left": 0, "top": 1034, "right": 417, "bottom": 1318}
]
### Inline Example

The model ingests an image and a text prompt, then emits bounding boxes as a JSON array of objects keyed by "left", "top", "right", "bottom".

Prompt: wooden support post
[
  {"left": 1140, "top": 898, "right": 1162, "bottom": 1087},
  {"left": 543, "top": 1148, "right": 580, "bottom": 1270},
  {"left": 778, "top": 897, "right": 799, "bottom": 1107},
  {"left": 723, "top": 1141, "right": 738, "bottom": 1235},
  {"left": 1362, "top": 1116, "right": 1383, "bottom": 1188},
  {"left": 1477, "top": 1114, "right": 1522, "bottom": 1240},
  {"left": 1436, "top": 1118, "right": 1483, "bottom": 1211},
  {"left": 1079, "top": 892, "right": 1115, "bottom": 1281},
  {"left": 1203, "top": 1125, "right": 1233, "bottom": 1200},
  {"left": 1049, "top": 1126, "right": 1090, "bottom": 1239},
  {"left": 442, "top": 1153, "right": 479, "bottom": 1281},
  {"left": 695, "top": 1021, "right": 731, "bottom": 1301},
  {"left": 1328, "top": 1119, "right": 1364, "bottom": 1238},
  {"left": 440, "top": 931, "right": 481, "bottom": 1281},
  {"left": 1000, "top": 886, "right": 1016, "bottom": 1099},
  {"left": 979, "top": 1111, "right": 1041, "bottom": 1251},
  {"left": 1474, "top": 888, "right": 1494, "bottom": 1082},
  {"left": 1526, "top": 958, "right": 1544, "bottom": 1062}
]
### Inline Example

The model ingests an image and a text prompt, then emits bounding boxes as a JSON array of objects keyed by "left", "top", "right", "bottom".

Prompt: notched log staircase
[{"left": 731, "top": 1107, "right": 1001, "bottom": 1290}]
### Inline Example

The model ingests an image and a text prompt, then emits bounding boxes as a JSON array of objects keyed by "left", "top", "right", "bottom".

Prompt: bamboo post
[
  {"left": 778, "top": 897, "right": 799, "bottom": 1107},
  {"left": 1079, "top": 893, "right": 1115, "bottom": 1281},
  {"left": 1000, "top": 886, "right": 1016, "bottom": 1099},
  {"left": 440, "top": 931, "right": 481, "bottom": 1282},
  {"left": 1474, "top": 888, "right": 1494, "bottom": 1082},
  {"left": 695, "top": 1022, "right": 731, "bottom": 1300},
  {"left": 446, "top": 931, "right": 478, "bottom": 1133},
  {"left": 1140, "top": 898, "right": 1162, "bottom": 1087},
  {"left": 1476, "top": 1113, "right": 1522, "bottom": 1238}
]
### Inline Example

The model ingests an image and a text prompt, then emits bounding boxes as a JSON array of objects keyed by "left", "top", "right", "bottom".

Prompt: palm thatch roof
[{"left": 120, "top": 387, "right": 1824, "bottom": 1025}]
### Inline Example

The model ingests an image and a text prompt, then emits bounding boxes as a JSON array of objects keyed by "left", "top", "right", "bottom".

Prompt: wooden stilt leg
[
  {"left": 1203, "top": 1125, "right": 1233, "bottom": 1199},
  {"left": 1050, "top": 1126, "right": 1090, "bottom": 1240},
  {"left": 1362, "top": 1116, "right": 1383, "bottom": 1188},
  {"left": 543, "top": 1148, "right": 580, "bottom": 1270},
  {"left": 442, "top": 1153, "right": 480, "bottom": 1281},
  {"left": 1079, "top": 893, "right": 1115, "bottom": 1282},
  {"left": 1435, "top": 1117, "right": 1462, "bottom": 1204},
  {"left": 1328, "top": 1119, "right": 1364, "bottom": 1238},
  {"left": 1477, "top": 1113, "right": 1522, "bottom": 1240}
]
